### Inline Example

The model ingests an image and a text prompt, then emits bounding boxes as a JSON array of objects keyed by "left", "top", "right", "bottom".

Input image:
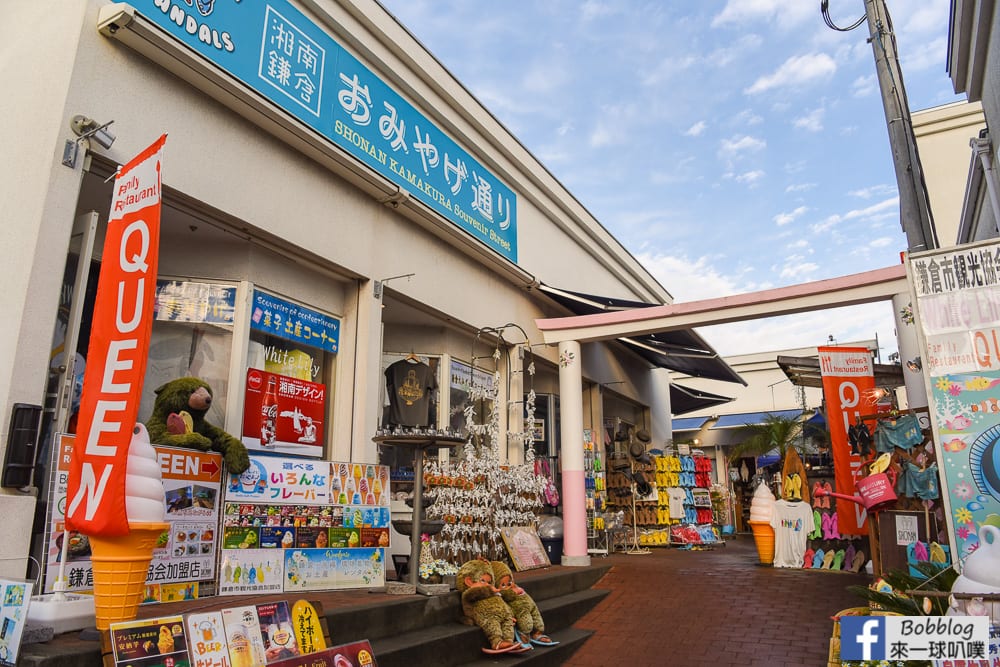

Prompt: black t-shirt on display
[{"left": 384, "top": 359, "right": 437, "bottom": 427}]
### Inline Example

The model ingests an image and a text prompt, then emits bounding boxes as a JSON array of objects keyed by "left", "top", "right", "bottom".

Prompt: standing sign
[
  {"left": 0, "top": 579, "right": 33, "bottom": 667},
  {"left": 818, "top": 346, "right": 876, "bottom": 536},
  {"left": 47, "top": 435, "right": 222, "bottom": 596},
  {"left": 66, "top": 135, "right": 167, "bottom": 537},
  {"left": 909, "top": 241, "right": 1000, "bottom": 560},
  {"left": 221, "top": 455, "right": 389, "bottom": 593}
]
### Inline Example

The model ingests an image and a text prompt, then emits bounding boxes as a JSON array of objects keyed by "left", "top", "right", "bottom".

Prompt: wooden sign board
[{"left": 499, "top": 526, "right": 551, "bottom": 571}]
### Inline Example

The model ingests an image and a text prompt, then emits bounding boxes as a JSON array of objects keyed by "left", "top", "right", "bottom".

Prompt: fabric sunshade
[
  {"left": 538, "top": 284, "right": 746, "bottom": 386},
  {"left": 711, "top": 409, "right": 803, "bottom": 429},
  {"left": 671, "top": 416, "right": 711, "bottom": 431},
  {"left": 669, "top": 383, "right": 733, "bottom": 416}
]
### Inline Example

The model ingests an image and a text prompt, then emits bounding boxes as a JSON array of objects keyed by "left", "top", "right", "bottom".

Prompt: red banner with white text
[
  {"left": 66, "top": 135, "right": 167, "bottom": 537},
  {"left": 818, "top": 346, "right": 876, "bottom": 536}
]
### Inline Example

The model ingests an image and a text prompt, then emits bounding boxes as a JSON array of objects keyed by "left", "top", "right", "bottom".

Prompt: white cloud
[
  {"left": 778, "top": 257, "right": 819, "bottom": 280},
  {"left": 685, "top": 121, "right": 707, "bottom": 137},
  {"left": 745, "top": 53, "right": 837, "bottom": 94},
  {"left": 793, "top": 108, "right": 824, "bottom": 132},
  {"left": 580, "top": 0, "right": 615, "bottom": 22},
  {"left": 635, "top": 251, "right": 766, "bottom": 302},
  {"left": 812, "top": 196, "right": 899, "bottom": 233},
  {"left": 849, "top": 184, "right": 896, "bottom": 199},
  {"left": 736, "top": 170, "right": 765, "bottom": 185},
  {"left": 718, "top": 135, "right": 766, "bottom": 160},
  {"left": 708, "top": 34, "right": 764, "bottom": 67},
  {"left": 852, "top": 74, "right": 877, "bottom": 97},
  {"left": 786, "top": 182, "right": 817, "bottom": 193},
  {"left": 641, "top": 55, "right": 697, "bottom": 86},
  {"left": 734, "top": 109, "right": 764, "bottom": 126},
  {"left": 774, "top": 206, "right": 808, "bottom": 226},
  {"left": 869, "top": 236, "right": 894, "bottom": 248},
  {"left": 711, "top": 0, "right": 815, "bottom": 29}
]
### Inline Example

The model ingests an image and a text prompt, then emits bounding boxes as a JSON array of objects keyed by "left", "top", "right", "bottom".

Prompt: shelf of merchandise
[{"left": 583, "top": 430, "right": 608, "bottom": 555}]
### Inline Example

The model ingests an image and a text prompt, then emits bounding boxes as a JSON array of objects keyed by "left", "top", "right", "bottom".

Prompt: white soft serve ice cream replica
[
  {"left": 748, "top": 483, "right": 777, "bottom": 565},
  {"left": 89, "top": 423, "right": 170, "bottom": 631},
  {"left": 948, "top": 518, "right": 1000, "bottom": 624}
]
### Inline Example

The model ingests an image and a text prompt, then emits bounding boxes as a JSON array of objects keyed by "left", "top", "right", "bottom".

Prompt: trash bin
[{"left": 540, "top": 537, "right": 563, "bottom": 564}]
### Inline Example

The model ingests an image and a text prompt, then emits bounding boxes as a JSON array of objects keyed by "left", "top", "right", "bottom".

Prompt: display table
[{"left": 373, "top": 434, "right": 465, "bottom": 585}]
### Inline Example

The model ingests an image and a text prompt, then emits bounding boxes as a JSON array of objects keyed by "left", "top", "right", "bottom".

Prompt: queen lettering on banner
[
  {"left": 66, "top": 135, "right": 167, "bottom": 537},
  {"left": 818, "top": 346, "right": 876, "bottom": 536}
]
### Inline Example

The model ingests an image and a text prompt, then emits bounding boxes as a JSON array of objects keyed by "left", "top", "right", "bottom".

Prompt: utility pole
[{"left": 862, "top": 0, "right": 938, "bottom": 252}]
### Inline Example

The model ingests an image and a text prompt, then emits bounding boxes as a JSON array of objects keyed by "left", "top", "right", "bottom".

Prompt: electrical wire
[{"left": 820, "top": 0, "right": 866, "bottom": 32}]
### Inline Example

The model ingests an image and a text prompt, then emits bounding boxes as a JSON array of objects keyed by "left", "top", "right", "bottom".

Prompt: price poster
[
  {"left": 109, "top": 615, "right": 190, "bottom": 667},
  {"left": 283, "top": 548, "right": 385, "bottom": 591},
  {"left": 46, "top": 436, "right": 222, "bottom": 596},
  {"left": 186, "top": 612, "right": 230, "bottom": 667},
  {"left": 218, "top": 549, "right": 285, "bottom": 596}
]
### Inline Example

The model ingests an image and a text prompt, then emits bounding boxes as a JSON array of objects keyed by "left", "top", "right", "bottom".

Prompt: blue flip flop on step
[{"left": 530, "top": 634, "right": 559, "bottom": 647}]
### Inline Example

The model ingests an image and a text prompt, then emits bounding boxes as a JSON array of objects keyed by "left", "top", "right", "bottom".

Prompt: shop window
[
  {"left": 243, "top": 289, "right": 339, "bottom": 458},
  {"left": 449, "top": 359, "right": 494, "bottom": 433},
  {"left": 139, "top": 279, "right": 238, "bottom": 428}
]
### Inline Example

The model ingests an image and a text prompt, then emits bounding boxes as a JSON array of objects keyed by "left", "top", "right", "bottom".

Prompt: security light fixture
[
  {"left": 906, "top": 357, "right": 922, "bottom": 372},
  {"left": 62, "top": 115, "right": 116, "bottom": 168}
]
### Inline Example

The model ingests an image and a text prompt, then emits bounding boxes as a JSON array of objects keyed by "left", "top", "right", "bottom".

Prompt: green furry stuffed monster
[
  {"left": 456, "top": 559, "right": 521, "bottom": 654},
  {"left": 492, "top": 560, "right": 557, "bottom": 647},
  {"left": 146, "top": 377, "right": 250, "bottom": 474}
]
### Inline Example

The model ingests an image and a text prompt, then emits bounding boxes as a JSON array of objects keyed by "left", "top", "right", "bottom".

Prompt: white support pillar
[
  {"left": 507, "top": 345, "right": 525, "bottom": 464},
  {"left": 893, "top": 292, "right": 927, "bottom": 409},
  {"left": 558, "top": 340, "right": 590, "bottom": 566}
]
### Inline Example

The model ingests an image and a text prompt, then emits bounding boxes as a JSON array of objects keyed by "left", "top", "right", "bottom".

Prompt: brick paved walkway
[{"left": 568, "top": 534, "right": 870, "bottom": 666}]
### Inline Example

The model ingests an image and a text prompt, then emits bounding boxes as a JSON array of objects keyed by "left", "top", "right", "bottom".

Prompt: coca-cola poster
[{"left": 242, "top": 369, "right": 326, "bottom": 457}]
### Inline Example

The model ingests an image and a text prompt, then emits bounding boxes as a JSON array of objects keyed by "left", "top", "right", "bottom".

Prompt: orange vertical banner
[
  {"left": 66, "top": 135, "right": 167, "bottom": 537},
  {"left": 818, "top": 346, "right": 875, "bottom": 536}
]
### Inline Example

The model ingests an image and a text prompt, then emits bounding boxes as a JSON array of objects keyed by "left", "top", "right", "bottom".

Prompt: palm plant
[{"left": 726, "top": 413, "right": 810, "bottom": 467}]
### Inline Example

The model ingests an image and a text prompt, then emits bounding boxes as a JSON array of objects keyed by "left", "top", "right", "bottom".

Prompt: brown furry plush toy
[
  {"left": 456, "top": 559, "right": 522, "bottom": 654},
  {"left": 491, "top": 560, "right": 558, "bottom": 647},
  {"left": 145, "top": 377, "right": 250, "bottom": 474}
]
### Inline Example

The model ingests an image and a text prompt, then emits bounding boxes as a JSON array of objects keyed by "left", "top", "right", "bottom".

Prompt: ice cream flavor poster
[
  {"left": 929, "top": 371, "right": 1000, "bottom": 559},
  {"left": 226, "top": 456, "right": 331, "bottom": 505},
  {"left": 283, "top": 548, "right": 385, "bottom": 591},
  {"left": 218, "top": 549, "right": 284, "bottom": 596},
  {"left": 109, "top": 615, "right": 189, "bottom": 667}
]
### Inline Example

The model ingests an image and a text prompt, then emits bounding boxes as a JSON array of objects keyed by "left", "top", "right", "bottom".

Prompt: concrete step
[
  {"left": 461, "top": 627, "right": 594, "bottom": 667},
  {"left": 369, "top": 589, "right": 609, "bottom": 667}
]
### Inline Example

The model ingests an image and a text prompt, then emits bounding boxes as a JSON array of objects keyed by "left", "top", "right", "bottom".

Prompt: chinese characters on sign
[
  {"left": 910, "top": 241, "right": 1000, "bottom": 560},
  {"left": 250, "top": 290, "right": 339, "bottom": 355},
  {"left": 138, "top": 0, "right": 518, "bottom": 262}
]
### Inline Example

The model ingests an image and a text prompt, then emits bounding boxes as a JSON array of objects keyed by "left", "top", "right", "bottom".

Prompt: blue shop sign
[
  {"left": 136, "top": 1, "right": 517, "bottom": 262},
  {"left": 250, "top": 290, "right": 339, "bottom": 353}
]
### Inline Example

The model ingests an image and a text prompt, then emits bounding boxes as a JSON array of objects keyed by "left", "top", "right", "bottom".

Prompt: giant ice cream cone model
[
  {"left": 748, "top": 483, "right": 776, "bottom": 565},
  {"left": 91, "top": 424, "right": 168, "bottom": 631}
]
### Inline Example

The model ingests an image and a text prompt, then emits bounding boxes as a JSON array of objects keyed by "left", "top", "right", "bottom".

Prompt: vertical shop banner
[
  {"left": 242, "top": 369, "right": 326, "bottom": 457},
  {"left": 818, "top": 346, "right": 876, "bottom": 536},
  {"left": 66, "top": 134, "right": 167, "bottom": 537},
  {"left": 47, "top": 435, "right": 223, "bottom": 595},
  {"left": 909, "top": 241, "right": 1000, "bottom": 560}
]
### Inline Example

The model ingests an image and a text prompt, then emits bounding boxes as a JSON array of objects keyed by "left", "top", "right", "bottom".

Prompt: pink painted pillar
[{"left": 558, "top": 340, "right": 590, "bottom": 566}]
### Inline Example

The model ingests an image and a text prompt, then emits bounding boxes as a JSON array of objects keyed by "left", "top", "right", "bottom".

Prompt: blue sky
[{"left": 377, "top": 0, "right": 964, "bottom": 359}]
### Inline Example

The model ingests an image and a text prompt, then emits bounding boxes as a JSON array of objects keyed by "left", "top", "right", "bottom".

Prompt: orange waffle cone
[
  {"left": 89, "top": 522, "right": 168, "bottom": 630},
  {"left": 749, "top": 521, "right": 775, "bottom": 565}
]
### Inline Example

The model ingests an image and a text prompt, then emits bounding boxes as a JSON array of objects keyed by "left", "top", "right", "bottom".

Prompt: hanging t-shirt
[
  {"left": 769, "top": 499, "right": 814, "bottom": 569},
  {"left": 384, "top": 359, "right": 437, "bottom": 427},
  {"left": 667, "top": 487, "right": 687, "bottom": 519}
]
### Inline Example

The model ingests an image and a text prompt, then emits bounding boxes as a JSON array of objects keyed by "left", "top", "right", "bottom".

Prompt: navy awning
[
  {"left": 711, "top": 409, "right": 803, "bottom": 429},
  {"left": 669, "top": 383, "right": 733, "bottom": 416},
  {"left": 671, "top": 416, "right": 710, "bottom": 431},
  {"left": 538, "top": 284, "right": 746, "bottom": 386}
]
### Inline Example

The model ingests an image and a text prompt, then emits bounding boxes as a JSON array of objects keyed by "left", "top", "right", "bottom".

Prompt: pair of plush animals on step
[{"left": 456, "top": 557, "right": 558, "bottom": 654}]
